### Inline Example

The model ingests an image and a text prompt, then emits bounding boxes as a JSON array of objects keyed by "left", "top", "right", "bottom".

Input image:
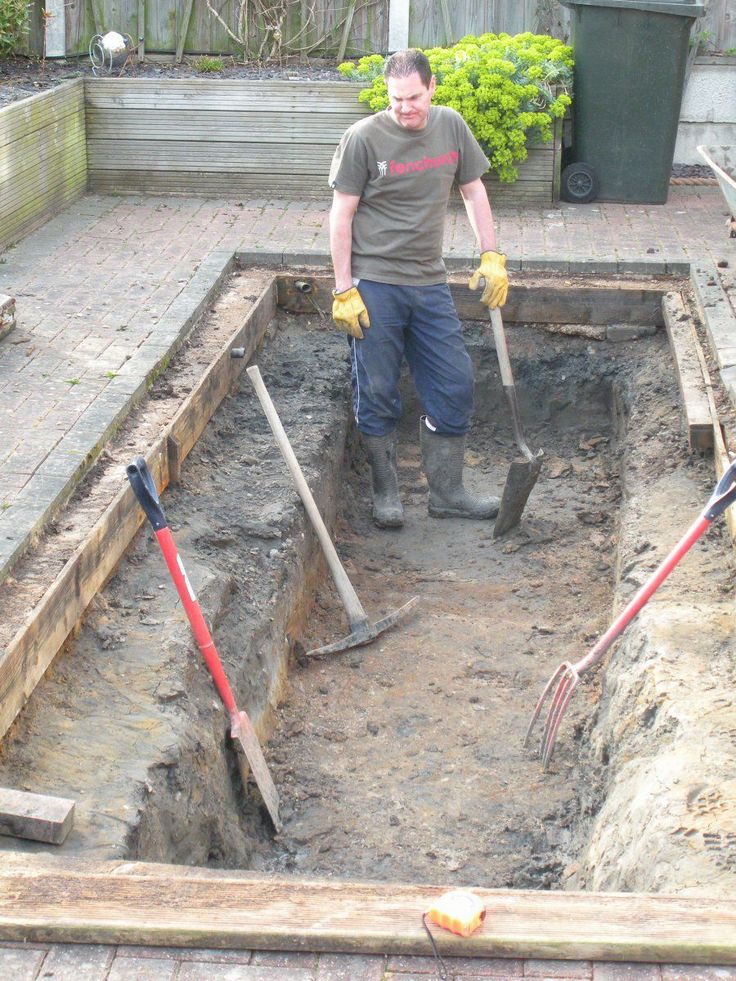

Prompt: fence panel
[{"left": 26, "top": 0, "right": 734, "bottom": 59}]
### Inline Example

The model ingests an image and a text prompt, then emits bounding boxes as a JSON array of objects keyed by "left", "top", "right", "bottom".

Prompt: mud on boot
[
  {"left": 420, "top": 417, "right": 499, "bottom": 520},
  {"left": 363, "top": 434, "right": 404, "bottom": 529}
]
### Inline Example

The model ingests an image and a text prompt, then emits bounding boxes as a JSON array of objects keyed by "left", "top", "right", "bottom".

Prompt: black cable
[{"left": 422, "top": 912, "right": 450, "bottom": 981}]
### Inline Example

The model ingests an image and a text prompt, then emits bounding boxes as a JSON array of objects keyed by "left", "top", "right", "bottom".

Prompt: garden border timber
[
  {"left": 1, "top": 263, "right": 736, "bottom": 961},
  {"left": 0, "top": 853, "right": 735, "bottom": 963}
]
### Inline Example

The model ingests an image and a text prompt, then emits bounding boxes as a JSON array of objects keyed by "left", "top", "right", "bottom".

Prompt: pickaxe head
[{"left": 306, "top": 596, "right": 419, "bottom": 657}]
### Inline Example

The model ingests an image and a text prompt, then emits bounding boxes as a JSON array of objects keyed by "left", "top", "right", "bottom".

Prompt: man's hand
[
  {"left": 332, "top": 286, "right": 370, "bottom": 339},
  {"left": 469, "top": 251, "right": 508, "bottom": 309}
]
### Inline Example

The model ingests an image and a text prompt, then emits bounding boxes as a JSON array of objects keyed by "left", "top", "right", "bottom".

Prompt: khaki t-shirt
[{"left": 329, "top": 105, "right": 489, "bottom": 286}]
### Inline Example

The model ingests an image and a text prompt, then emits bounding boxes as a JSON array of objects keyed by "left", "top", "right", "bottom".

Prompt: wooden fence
[
  {"left": 0, "top": 80, "right": 87, "bottom": 255},
  {"left": 26, "top": 0, "right": 736, "bottom": 60},
  {"left": 83, "top": 78, "right": 561, "bottom": 204}
]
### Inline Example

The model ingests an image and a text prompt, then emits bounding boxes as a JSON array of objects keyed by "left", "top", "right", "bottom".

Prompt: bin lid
[{"left": 560, "top": 0, "right": 704, "bottom": 15}]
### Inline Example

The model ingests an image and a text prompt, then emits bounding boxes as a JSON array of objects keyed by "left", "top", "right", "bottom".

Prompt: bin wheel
[{"left": 561, "top": 162, "right": 598, "bottom": 203}]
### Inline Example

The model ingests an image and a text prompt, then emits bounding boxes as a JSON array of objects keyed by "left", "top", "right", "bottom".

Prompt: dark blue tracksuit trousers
[{"left": 350, "top": 279, "right": 474, "bottom": 438}]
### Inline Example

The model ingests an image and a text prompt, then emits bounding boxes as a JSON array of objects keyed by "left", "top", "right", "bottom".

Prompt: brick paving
[
  {"left": 0, "top": 186, "right": 735, "bottom": 972},
  {"left": 0, "top": 942, "right": 734, "bottom": 981}
]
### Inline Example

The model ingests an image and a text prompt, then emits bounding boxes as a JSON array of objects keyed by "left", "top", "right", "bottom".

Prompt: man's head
[{"left": 384, "top": 49, "right": 436, "bottom": 131}]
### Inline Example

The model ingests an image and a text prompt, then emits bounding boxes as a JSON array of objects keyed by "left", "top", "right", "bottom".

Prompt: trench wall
[{"left": 570, "top": 364, "right": 736, "bottom": 896}]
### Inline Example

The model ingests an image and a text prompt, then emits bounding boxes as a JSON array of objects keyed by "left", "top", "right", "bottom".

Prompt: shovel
[
  {"left": 489, "top": 307, "right": 543, "bottom": 537},
  {"left": 246, "top": 364, "right": 419, "bottom": 657},
  {"left": 126, "top": 457, "right": 282, "bottom": 832}
]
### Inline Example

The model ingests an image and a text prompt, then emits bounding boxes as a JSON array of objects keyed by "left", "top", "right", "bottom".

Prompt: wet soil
[{"left": 1, "top": 272, "right": 734, "bottom": 894}]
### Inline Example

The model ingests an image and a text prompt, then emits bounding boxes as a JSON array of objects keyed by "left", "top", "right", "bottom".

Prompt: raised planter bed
[
  {"left": 0, "top": 77, "right": 561, "bottom": 249},
  {"left": 84, "top": 78, "right": 561, "bottom": 205},
  {"left": 0, "top": 79, "right": 87, "bottom": 254}
]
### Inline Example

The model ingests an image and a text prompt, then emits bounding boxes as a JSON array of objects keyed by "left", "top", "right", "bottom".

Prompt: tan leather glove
[
  {"left": 331, "top": 286, "right": 370, "bottom": 339},
  {"left": 468, "top": 250, "right": 509, "bottom": 309}
]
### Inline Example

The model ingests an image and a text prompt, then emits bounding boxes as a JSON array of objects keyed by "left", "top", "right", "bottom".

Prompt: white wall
[{"left": 675, "top": 58, "right": 736, "bottom": 164}]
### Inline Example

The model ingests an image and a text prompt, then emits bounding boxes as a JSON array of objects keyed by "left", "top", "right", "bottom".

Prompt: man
[{"left": 328, "top": 48, "right": 508, "bottom": 529}]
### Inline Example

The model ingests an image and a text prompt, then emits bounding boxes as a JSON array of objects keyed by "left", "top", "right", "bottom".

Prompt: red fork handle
[{"left": 577, "top": 513, "right": 711, "bottom": 674}]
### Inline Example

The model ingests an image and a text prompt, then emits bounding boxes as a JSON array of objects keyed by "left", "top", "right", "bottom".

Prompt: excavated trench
[{"left": 1, "top": 277, "right": 735, "bottom": 895}]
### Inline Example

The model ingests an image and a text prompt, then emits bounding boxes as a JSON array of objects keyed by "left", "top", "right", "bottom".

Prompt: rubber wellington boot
[
  {"left": 363, "top": 434, "right": 404, "bottom": 529},
  {"left": 420, "top": 419, "right": 499, "bottom": 520}
]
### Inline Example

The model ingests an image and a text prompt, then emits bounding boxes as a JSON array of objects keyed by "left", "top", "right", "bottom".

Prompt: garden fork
[{"left": 526, "top": 459, "right": 736, "bottom": 769}]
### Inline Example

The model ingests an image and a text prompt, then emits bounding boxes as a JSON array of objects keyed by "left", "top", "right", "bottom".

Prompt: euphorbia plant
[{"left": 338, "top": 33, "right": 573, "bottom": 184}]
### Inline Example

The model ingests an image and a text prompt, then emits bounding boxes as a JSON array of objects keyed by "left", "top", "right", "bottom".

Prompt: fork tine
[
  {"left": 524, "top": 662, "right": 569, "bottom": 748},
  {"left": 541, "top": 669, "right": 580, "bottom": 769}
]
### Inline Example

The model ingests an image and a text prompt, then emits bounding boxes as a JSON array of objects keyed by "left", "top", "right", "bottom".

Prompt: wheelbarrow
[{"left": 697, "top": 145, "right": 736, "bottom": 237}]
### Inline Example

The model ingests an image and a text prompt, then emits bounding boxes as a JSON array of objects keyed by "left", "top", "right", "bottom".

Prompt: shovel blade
[
  {"left": 493, "top": 452, "right": 543, "bottom": 538},
  {"left": 232, "top": 711, "right": 282, "bottom": 832}
]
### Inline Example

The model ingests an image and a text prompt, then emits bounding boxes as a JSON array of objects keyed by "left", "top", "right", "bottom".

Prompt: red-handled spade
[
  {"left": 526, "top": 458, "right": 736, "bottom": 769},
  {"left": 127, "top": 457, "right": 281, "bottom": 832}
]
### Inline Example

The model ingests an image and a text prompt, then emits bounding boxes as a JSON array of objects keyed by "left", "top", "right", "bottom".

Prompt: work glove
[
  {"left": 468, "top": 250, "right": 509, "bottom": 309},
  {"left": 331, "top": 286, "right": 370, "bottom": 339}
]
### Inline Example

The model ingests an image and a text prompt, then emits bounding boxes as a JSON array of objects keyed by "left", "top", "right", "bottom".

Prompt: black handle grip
[
  {"left": 704, "top": 458, "right": 736, "bottom": 521},
  {"left": 127, "top": 457, "right": 167, "bottom": 531}
]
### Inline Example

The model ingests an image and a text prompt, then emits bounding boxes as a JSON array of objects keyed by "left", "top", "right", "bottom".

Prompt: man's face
[{"left": 387, "top": 71, "right": 436, "bottom": 130}]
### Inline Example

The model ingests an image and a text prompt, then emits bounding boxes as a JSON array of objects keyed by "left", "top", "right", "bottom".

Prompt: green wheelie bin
[{"left": 560, "top": 0, "right": 703, "bottom": 204}]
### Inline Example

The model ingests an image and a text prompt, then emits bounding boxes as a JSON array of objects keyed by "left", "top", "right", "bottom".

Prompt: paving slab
[{"left": 0, "top": 943, "right": 735, "bottom": 980}]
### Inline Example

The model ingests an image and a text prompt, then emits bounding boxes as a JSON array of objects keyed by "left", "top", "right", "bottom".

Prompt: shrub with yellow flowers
[{"left": 338, "top": 34, "right": 573, "bottom": 183}]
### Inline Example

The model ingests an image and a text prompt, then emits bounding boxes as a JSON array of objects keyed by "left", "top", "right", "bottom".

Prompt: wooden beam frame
[
  {"left": 0, "top": 856, "right": 734, "bottom": 962},
  {"left": 662, "top": 291, "right": 713, "bottom": 452},
  {"left": 2, "top": 269, "right": 734, "bottom": 963},
  {"left": 0, "top": 277, "right": 276, "bottom": 742},
  {"left": 275, "top": 272, "right": 670, "bottom": 327}
]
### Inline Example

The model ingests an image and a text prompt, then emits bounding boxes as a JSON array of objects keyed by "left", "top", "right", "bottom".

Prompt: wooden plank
[
  {"left": 138, "top": 0, "right": 146, "bottom": 60},
  {"left": 274, "top": 275, "right": 667, "bottom": 328},
  {"left": 691, "top": 262, "right": 736, "bottom": 371},
  {"left": 336, "top": 0, "right": 357, "bottom": 61},
  {"left": 44, "top": 0, "right": 67, "bottom": 56},
  {"left": 87, "top": 171, "right": 332, "bottom": 197},
  {"left": 438, "top": 0, "right": 453, "bottom": 44},
  {"left": 0, "top": 82, "right": 83, "bottom": 149},
  {"left": 175, "top": 0, "right": 194, "bottom": 63},
  {"left": 0, "top": 279, "right": 275, "bottom": 742},
  {"left": 689, "top": 309, "right": 736, "bottom": 545},
  {"left": 0, "top": 788, "right": 75, "bottom": 844},
  {"left": 86, "top": 141, "right": 338, "bottom": 173},
  {"left": 85, "top": 109, "right": 362, "bottom": 142},
  {"left": 0, "top": 860, "right": 734, "bottom": 962},
  {"left": 84, "top": 79, "right": 366, "bottom": 111},
  {"left": 0, "top": 143, "right": 87, "bottom": 210},
  {"left": 0, "top": 113, "right": 86, "bottom": 184},
  {"left": 662, "top": 292, "right": 713, "bottom": 453}
]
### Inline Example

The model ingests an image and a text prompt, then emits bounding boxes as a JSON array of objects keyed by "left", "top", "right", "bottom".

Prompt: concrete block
[
  {"left": 0, "top": 293, "right": 16, "bottom": 341},
  {"left": 568, "top": 259, "right": 619, "bottom": 274},
  {"left": 235, "top": 249, "right": 284, "bottom": 266},
  {"left": 521, "top": 258, "right": 571, "bottom": 273},
  {"left": 618, "top": 260, "right": 668, "bottom": 276}
]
